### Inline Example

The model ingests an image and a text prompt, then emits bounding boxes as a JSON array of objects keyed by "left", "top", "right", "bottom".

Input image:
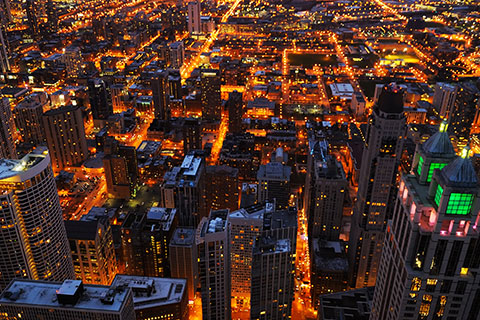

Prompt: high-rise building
[
  {"left": 0, "top": 147, "right": 74, "bottom": 290},
  {"left": 349, "top": 83, "right": 406, "bottom": 288},
  {"left": 64, "top": 217, "right": 117, "bottom": 285},
  {"left": 111, "top": 275, "right": 189, "bottom": 320},
  {"left": 161, "top": 154, "right": 205, "bottom": 226},
  {"left": 197, "top": 209, "right": 231, "bottom": 320},
  {"left": 61, "top": 46, "right": 82, "bottom": 77},
  {"left": 25, "top": 0, "right": 39, "bottom": 39},
  {"left": 103, "top": 154, "right": 135, "bottom": 199},
  {"left": 0, "top": 279, "right": 136, "bottom": 319},
  {"left": 0, "top": 98, "right": 16, "bottom": 159},
  {"left": 13, "top": 94, "right": 47, "bottom": 145},
  {"left": 187, "top": 1, "right": 201, "bottom": 34},
  {"left": 304, "top": 141, "right": 347, "bottom": 241},
  {"left": 200, "top": 69, "right": 221, "bottom": 121},
  {"left": 0, "top": 0, "right": 12, "bottom": 26},
  {"left": 169, "top": 41, "right": 185, "bottom": 69},
  {"left": 151, "top": 70, "right": 170, "bottom": 120},
  {"left": 0, "top": 26, "right": 9, "bottom": 75},
  {"left": 88, "top": 78, "right": 113, "bottom": 124},
  {"left": 257, "top": 160, "right": 291, "bottom": 209},
  {"left": 183, "top": 117, "right": 202, "bottom": 154},
  {"left": 432, "top": 82, "right": 457, "bottom": 118},
  {"left": 42, "top": 105, "right": 88, "bottom": 171},
  {"left": 371, "top": 127, "right": 480, "bottom": 320},
  {"left": 227, "top": 91, "right": 243, "bottom": 133},
  {"left": 204, "top": 165, "right": 239, "bottom": 213},
  {"left": 169, "top": 228, "right": 199, "bottom": 302},
  {"left": 250, "top": 236, "right": 295, "bottom": 320},
  {"left": 448, "top": 81, "right": 479, "bottom": 142},
  {"left": 228, "top": 203, "right": 297, "bottom": 317}
]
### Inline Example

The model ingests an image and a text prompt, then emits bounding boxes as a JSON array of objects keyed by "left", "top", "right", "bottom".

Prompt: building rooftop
[
  {"left": 253, "top": 237, "right": 291, "bottom": 255},
  {"left": 0, "top": 147, "right": 49, "bottom": 181},
  {"left": 377, "top": 83, "right": 404, "bottom": 114},
  {"left": 421, "top": 122, "right": 455, "bottom": 158},
  {"left": 440, "top": 151, "right": 478, "bottom": 188},
  {"left": 111, "top": 275, "right": 186, "bottom": 311},
  {"left": 170, "top": 228, "right": 196, "bottom": 246},
  {"left": 146, "top": 207, "right": 176, "bottom": 232},
  {"left": 0, "top": 279, "right": 130, "bottom": 312},
  {"left": 319, "top": 287, "right": 374, "bottom": 320},
  {"left": 64, "top": 220, "right": 101, "bottom": 241},
  {"left": 257, "top": 161, "right": 291, "bottom": 181}
]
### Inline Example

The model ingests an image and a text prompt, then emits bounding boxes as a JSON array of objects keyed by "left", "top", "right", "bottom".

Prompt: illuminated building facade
[
  {"left": 349, "top": 84, "right": 406, "bottom": 288},
  {"left": 200, "top": 69, "right": 221, "bottom": 121},
  {"left": 65, "top": 217, "right": 117, "bottom": 285},
  {"left": 197, "top": 209, "right": 231, "bottom": 320},
  {"left": 151, "top": 69, "right": 170, "bottom": 121},
  {"left": 169, "top": 41, "right": 184, "bottom": 69},
  {"left": 0, "top": 98, "right": 16, "bottom": 159},
  {"left": 183, "top": 117, "right": 202, "bottom": 154},
  {"left": 42, "top": 105, "right": 88, "bottom": 171},
  {"left": 187, "top": 1, "right": 201, "bottom": 34},
  {"left": 0, "top": 26, "right": 9, "bottom": 74},
  {"left": 257, "top": 160, "right": 291, "bottom": 210},
  {"left": 25, "top": 0, "right": 39, "bottom": 39},
  {"left": 88, "top": 78, "right": 113, "bottom": 125},
  {"left": 227, "top": 91, "right": 243, "bottom": 134},
  {"left": 432, "top": 83, "right": 457, "bottom": 119},
  {"left": 0, "top": 148, "right": 74, "bottom": 291},
  {"left": 372, "top": 127, "right": 480, "bottom": 320},
  {"left": 448, "top": 82, "right": 480, "bottom": 144},
  {"left": 13, "top": 95, "right": 46, "bottom": 145}
]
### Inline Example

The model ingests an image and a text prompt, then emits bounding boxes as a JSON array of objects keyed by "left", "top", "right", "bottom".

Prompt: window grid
[
  {"left": 427, "top": 162, "right": 448, "bottom": 182},
  {"left": 417, "top": 156, "right": 424, "bottom": 176},
  {"left": 435, "top": 185, "right": 443, "bottom": 207},
  {"left": 446, "top": 193, "right": 474, "bottom": 215}
]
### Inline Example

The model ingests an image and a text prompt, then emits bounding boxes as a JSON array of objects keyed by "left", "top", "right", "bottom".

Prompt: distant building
[
  {"left": 103, "top": 146, "right": 137, "bottom": 200},
  {"left": 88, "top": 78, "right": 113, "bottom": 126},
  {"left": 0, "top": 279, "right": 135, "bottom": 319},
  {"left": 0, "top": 98, "right": 16, "bottom": 159},
  {"left": 64, "top": 217, "right": 118, "bottom": 285},
  {"left": 169, "top": 228, "right": 199, "bottom": 302},
  {"left": 204, "top": 165, "right": 239, "bottom": 213},
  {"left": 112, "top": 275, "right": 188, "bottom": 320},
  {"left": 183, "top": 117, "right": 202, "bottom": 154},
  {"left": 169, "top": 41, "right": 185, "bottom": 69},
  {"left": 187, "top": 1, "right": 201, "bottom": 34},
  {"left": 449, "top": 82, "right": 479, "bottom": 143},
  {"left": 13, "top": 93, "right": 47, "bottom": 145},
  {"left": 197, "top": 209, "right": 231, "bottom": 320},
  {"left": 43, "top": 105, "right": 88, "bottom": 171},
  {"left": 151, "top": 70, "right": 170, "bottom": 121},
  {"left": 0, "top": 148, "right": 74, "bottom": 290},
  {"left": 351, "top": 91, "right": 366, "bottom": 117},
  {"left": 432, "top": 82, "right": 457, "bottom": 118},
  {"left": 250, "top": 237, "right": 295, "bottom": 320},
  {"left": 257, "top": 160, "right": 291, "bottom": 209},
  {"left": 0, "top": 26, "right": 9, "bottom": 74}
]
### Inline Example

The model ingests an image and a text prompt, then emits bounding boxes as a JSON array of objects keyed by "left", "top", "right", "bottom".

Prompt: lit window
[
  {"left": 446, "top": 193, "right": 474, "bottom": 215},
  {"left": 417, "top": 156, "right": 424, "bottom": 176},
  {"left": 427, "top": 162, "right": 447, "bottom": 182},
  {"left": 411, "top": 277, "right": 421, "bottom": 291},
  {"left": 434, "top": 185, "right": 443, "bottom": 207}
]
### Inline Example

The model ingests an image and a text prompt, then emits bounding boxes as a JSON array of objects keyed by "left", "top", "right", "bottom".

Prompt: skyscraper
[
  {"left": 169, "top": 41, "right": 185, "bottom": 69},
  {"left": 448, "top": 81, "right": 479, "bottom": 143},
  {"left": 42, "top": 105, "right": 89, "bottom": 171},
  {"left": 64, "top": 217, "right": 118, "bottom": 285},
  {"left": 0, "top": 0, "right": 12, "bottom": 26},
  {"left": 25, "top": 0, "right": 39, "bottom": 39},
  {"left": 250, "top": 236, "right": 295, "bottom": 320},
  {"left": 0, "top": 98, "right": 16, "bottom": 159},
  {"left": 46, "top": 0, "right": 58, "bottom": 34},
  {"left": 0, "top": 25, "right": 10, "bottom": 75},
  {"left": 169, "top": 228, "right": 199, "bottom": 302},
  {"left": 187, "top": 1, "right": 201, "bottom": 34},
  {"left": 13, "top": 96, "right": 46, "bottom": 145},
  {"left": 197, "top": 209, "right": 231, "bottom": 320},
  {"left": 432, "top": 82, "right": 457, "bottom": 119},
  {"left": 371, "top": 126, "right": 480, "bottom": 320},
  {"left": 349, "top": 83, "right": 406, "bottom": 288},
  {"left": 257, "top": 160, "right": 291, "bottom": 209},
  {"left": 200, "top": 69, "right": 221, "bottom": 121},
  {"left": 0, "top": 147, "right": 74, "bottom": 290},
  {"left": 204, "top": 165, "right": 239, "bottom": 213},
  {"left": 151, "top": 70, "right": 170, "bottom": 120},
  {"left": 103, "top": 155, "right": 134, "bottom": 199},
  {"left": 88, "top": 78, "right": 113, "bottom": 125},
  {"left": 227, "top": 91, "right": 243, "bottom": 134}
]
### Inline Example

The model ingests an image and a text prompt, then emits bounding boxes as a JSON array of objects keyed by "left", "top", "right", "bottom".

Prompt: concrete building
[
  {"left": 151, "top": 69, "right": 170, "bottom": 121},
  {"left": 183, "top": 117, "right": 202, "bottom": 154},
  {"left": 227, "top": 91, "right": 243, "bottom": 133},
  {"left": 0, "top": 148, "right": 74, "bottom": 290},
  {"left": 204, "top": 165, "right": 239, "bottom": 214},
  {"left": 197, "top": 209, "right": 231, "bottom": 320},
  {"left": 0, "top": 98, "right": 16, "bottom": 159},
  {"left": 88, "top": 78, "right": 113, "bottom": 126},
  {"left": 112, "top": 275, "right": 188, "bottom": 320},
  {"left": 103, "top": 153, "right": 135, "bottom": 199},
  {"left": 318, "top": 287, "right": 374, "bottom": 320},
  {"left": 187, "top": 1, "right": 201, "bottom": 34},
  {"left": 371, "top": 125, "right": 480, "bottom": 320},
  {"left": 351, "top": 91, "right": 366, "bottom": 117},
  {"left": 169, "top": 41, "right": 184, "bottom": 69},
  {"left": 0, "top": 279, "right": 135, "bottom": 320},
  {"left": 257, "top": 160, "right": 291, "bottom": 209},
  {"left": 349, "top": 83, "right": 406, "bottom": 288},
  {"left": 161, "top": 154, "right": 205, "bottom": 227},
  {"left": 64, "top": 217, "right": 118, "bottom": 285},
  {"left": 42, "top": 105, "right": 88, "bottom": 171},
  {"left": 0, "top": 26, "right": 9, "bottom": 75},
  {"left": 304, "top": 140, "right": 347, "bottom": 241},
  {"left": 200, "top": 69, "right": 221, "bottom": 121},
  {"left": 432, "top": 82, "right": 457, "bottom": 119},
  {"left": 250, "top": 237, "right": 294, "bottom": 320},
  {"left": 169, "top": 228, "right": 198, "bottom": 302},
  {"left": 448, "top": 81, "right": 479, "bottom": 143},
  {"left": 13, "top": 93, "right": 47, "bottom": 145}
]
